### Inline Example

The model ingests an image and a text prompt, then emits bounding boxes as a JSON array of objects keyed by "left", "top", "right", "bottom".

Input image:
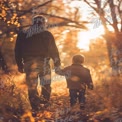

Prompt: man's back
[
  {"left": 25, "top": 31, "right": 50, "bottom": 58},
  {"left": 16, "top": 31, "right": 53, "bottom": 58},
  {"left": 15, "top": 30, "right": 60, "bottom": 68}
]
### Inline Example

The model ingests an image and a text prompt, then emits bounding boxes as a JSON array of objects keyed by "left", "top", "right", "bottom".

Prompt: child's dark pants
[{"left": 69, "top": 89, "right": 85, "bottom": 107}]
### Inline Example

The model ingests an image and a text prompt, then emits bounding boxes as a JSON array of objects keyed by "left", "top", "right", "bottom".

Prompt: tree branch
[
  {"left": 105, "top": 17, "right": 112, "bottom": 25},
  {"left": 17, "top": 0, "right": 53, "bottom": 17},
  {"left": 16, "top": 0, "right": 87, "bottom": 30},
  {"left": 108, "top": 0, "right": 119, "bottom": 32},
  {"left": 41, "top": 13, "right": 87, "bottom": 28},
  {"left": 0, "top": 20, "right": 87, "bottom": 37},
  {"left": 102, "top": 0, "right": 109, "bottom": 9},
  {"left": 117, "top": 0, "right": 122, "bottom": 32},
  {"left": 84, "top": 0, "right": 98, "bottom": 13}
]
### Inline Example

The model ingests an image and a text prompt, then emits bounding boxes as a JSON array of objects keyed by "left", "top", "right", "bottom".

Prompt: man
[{"left": 15, "top": 15, "right": 61, "bottom": 112}]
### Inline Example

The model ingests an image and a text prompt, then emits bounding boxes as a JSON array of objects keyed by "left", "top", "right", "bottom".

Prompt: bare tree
[{"left": 83, "top": 0, "right": 122, "bottom": 75}]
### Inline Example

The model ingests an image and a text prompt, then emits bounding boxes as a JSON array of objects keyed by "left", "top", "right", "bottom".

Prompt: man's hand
[
  {"left": 18, "top": 67, "right": 24, "bottom": 73},
  {"left": 55, "top": 66, "right": 62, "bottom": 74},
  {"left": 4, "top": 69, "right": 10, "bottom": 74}
]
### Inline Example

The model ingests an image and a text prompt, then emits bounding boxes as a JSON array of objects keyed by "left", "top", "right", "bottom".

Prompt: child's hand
[
  {"left": 55, "top": 66, "right": 61, "bottom": 74},
  {"left": 88, "top": 84, "right": 93, "bottom": 90}
]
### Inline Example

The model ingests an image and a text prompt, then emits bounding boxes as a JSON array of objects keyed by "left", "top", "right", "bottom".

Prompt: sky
[
  {"left": 56, "top": 0, "right": 120, "bottom": 51},
  {"left": 67, "top": 0, "right": 105, "bottom": 51}
]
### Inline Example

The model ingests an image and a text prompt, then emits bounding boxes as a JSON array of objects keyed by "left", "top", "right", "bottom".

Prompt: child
[{"left": 56, "top": 54, "right": 94, "bottom": 109}]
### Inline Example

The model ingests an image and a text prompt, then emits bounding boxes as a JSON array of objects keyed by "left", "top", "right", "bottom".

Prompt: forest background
[{"left": 0, "top": 0, "right": 122, "bottom": 121}]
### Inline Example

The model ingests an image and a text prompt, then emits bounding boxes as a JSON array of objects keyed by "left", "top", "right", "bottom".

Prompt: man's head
[
  {"left": 32, "top": 15, "right": 47, "bottom": 26},
  {"left": 72, "top": 54, "right": 85, "bottom": 64}
]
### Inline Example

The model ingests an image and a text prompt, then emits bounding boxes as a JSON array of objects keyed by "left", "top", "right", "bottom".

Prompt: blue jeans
[
  {"left": 24, "top": 59, "right": 51, "bottom": 111},
  {"left": 69, "top": 89, "right": 85, "bottom": 107}
]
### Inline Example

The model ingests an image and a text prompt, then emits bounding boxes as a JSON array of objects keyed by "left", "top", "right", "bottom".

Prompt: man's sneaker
[
  {"left": 32, "top": 110, "right": 38, "bottom": 117},
  {"left": 80, "top": 103, "right": 85, "bottom": 110}
]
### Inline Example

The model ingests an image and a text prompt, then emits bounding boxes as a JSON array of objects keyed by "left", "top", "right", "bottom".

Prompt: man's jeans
[
  {"left": 24, "top": 58, "right": 51, "bottom": 111},
  {"left": 69, "top": 89, "right": 85, "bottom": 107}
]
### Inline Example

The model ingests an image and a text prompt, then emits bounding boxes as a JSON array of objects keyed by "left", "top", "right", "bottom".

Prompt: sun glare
[
  {"left": 64, "top": 0, "right": 105, "bottom": 51},
  {"left": 77, "top": 27, "right": 105, "bottom": 51}
]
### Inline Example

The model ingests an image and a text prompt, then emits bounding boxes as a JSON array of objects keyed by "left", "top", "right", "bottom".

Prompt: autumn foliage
[
  {"left": 0, "top": 67, "right": 121, "bottom": 122},
  {"left": 0, "top": 0, "right": 122, "bottom": 122}
]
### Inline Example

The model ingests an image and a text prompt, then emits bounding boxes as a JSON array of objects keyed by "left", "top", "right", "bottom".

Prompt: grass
[{"left": 0, "top": 72, "right": 121, "bottom": 122}]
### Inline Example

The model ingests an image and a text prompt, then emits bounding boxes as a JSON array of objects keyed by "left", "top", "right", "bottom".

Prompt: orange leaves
[
  {"left": 21, "top": 111, "right": 35, "bottom": 122},
  {"left": 38, "top": 111, "right": 52, "bottom": 119},
  {"left": 0, "top": 3, "right": 7, "bottom": 20},
  {"left": 0, "top": 1, "right": 20, "bottom": 29},
  {"left": 0, "top": 73, "right": 121, "bottom": 121},
  {"left": 1, "top": 9, "right": 6, "bottom": 17}
]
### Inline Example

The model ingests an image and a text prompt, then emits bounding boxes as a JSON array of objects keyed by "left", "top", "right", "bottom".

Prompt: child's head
[{"left": 72, "top": 54, "right": 85, "bottom": 64}]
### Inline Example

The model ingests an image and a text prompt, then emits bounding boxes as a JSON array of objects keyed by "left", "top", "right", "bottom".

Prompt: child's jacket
[{"left": 58, "top": 64, "right": 93, "bottom": 90}]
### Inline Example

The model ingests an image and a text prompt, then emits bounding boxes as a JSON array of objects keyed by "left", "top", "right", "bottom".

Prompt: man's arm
[
  {"left": 14, "top": 32, "right": 24, "bottom": 73},
  {"left": 55, "top": 67, "right": 65, "bottom": 76},
  {"left": 47, "top": 32, "right": 61, "bottom": 69}
]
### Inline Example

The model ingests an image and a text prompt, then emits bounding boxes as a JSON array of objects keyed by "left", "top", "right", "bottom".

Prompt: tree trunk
[
  {"left": 103, "top": 32, "right": 121, "bottom": 76},
  {"left": 109, "top": 0, "right": 119, "bottom": 32},
  {"left": 84, "top": 0, "right": 122, "bottom": 75},
  {"left": 115, "top": 33, "right": 122, "bottom": 75}
]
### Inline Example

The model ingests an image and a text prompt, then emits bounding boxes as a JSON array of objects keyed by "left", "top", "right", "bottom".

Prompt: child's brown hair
[{"left": 72, "top": 54, "right": 85, "bottom": 64}]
